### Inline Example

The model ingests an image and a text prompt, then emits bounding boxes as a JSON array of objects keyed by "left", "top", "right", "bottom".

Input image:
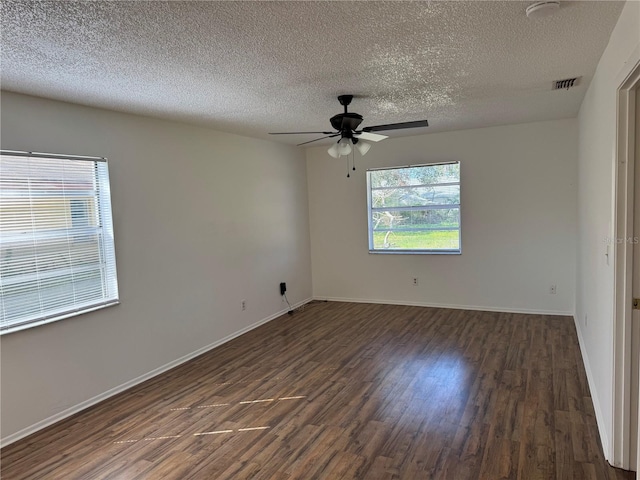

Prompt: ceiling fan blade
[
  {"left": 362, "top": 120, "right": 429, "bottom": 132},
  {"left": 296, "top": 134, "right": 339, "bottom": 146},
  {"left": 354, "top": 131, "right": 388, "bottom": 142},
  {"left": 269, "top": 131, "right": 335, "bottom": 135}
]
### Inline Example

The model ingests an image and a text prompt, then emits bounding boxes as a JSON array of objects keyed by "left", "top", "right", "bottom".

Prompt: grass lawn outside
[{"left": 373, "top": 230, "right": 460, "bottom": 250}]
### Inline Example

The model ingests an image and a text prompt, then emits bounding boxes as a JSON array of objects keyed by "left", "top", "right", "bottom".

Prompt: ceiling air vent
[{"left": 553, "top": 77, "right": 581, "bottom": 90}]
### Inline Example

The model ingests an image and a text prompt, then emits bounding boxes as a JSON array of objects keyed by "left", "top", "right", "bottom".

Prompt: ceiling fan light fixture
[
  {"left": 337, "top": 138, "right": 352, "bottom": 156},
  {"left": 355, "top": 141, "right": 372, "bottom": 156},
  {"left": 327, "top": 142, "right": 340, "bottom": 158}
]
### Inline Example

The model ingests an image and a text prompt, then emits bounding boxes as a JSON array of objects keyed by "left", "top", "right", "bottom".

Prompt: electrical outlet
[
  {"left": 413, "top": 277, "right": 419, "bottom": 286},
  {"left": 280, "top": 282, "right": 287, "bottom": 296},
  {"left": 241, "top": 300, "right": 246, "bottom": 311},
  {"left": 550, "top": 284, "right": 557, "bottom": 295}
]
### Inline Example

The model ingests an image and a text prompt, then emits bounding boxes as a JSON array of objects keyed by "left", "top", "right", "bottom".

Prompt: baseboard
[
  {"left": 314, "top": 296, "right": 573, "bottom": 316},
  {"left": 572, "top": 314, "right": 611, "bottom": 461},
  {"left": 0, "top": 297, "right": 312, "bottom": 447}
]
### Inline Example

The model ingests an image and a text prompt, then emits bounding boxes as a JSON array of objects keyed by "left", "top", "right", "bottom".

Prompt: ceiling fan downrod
[{"left": 338, "top": 94, "right": 353, "bottom": 113}]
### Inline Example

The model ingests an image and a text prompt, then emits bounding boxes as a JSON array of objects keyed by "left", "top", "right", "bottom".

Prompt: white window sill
[{"left": 0, "top": 300, "right": 120, "bottom": 335}]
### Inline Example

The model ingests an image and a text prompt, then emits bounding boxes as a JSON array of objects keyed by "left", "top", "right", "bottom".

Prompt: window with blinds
[
  {"left": 0, "top": 151, "right": 119, "bottom": 334},
  {"left": 366, "top": 162, "right": 461, "bottom": 254}
]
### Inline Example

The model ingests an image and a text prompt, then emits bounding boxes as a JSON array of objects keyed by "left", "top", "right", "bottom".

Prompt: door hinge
[{"left": 634, "top": 298, "right": 640, "bottom": 309}]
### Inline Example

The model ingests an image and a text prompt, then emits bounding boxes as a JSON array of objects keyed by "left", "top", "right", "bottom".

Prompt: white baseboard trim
[
  {"left": 314, "top": 296, "right": 573, "bottom": 316},
  {"left": 572, "top": 315, "right": 610, "bottom": 461},
  {"left": 0, "top": 297, "right": 312, "bottom": 448}
]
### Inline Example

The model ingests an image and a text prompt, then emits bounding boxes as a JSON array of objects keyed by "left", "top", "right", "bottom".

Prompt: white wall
[
  {"left": 0, "top": 91, "right": 312, "bottom": 443},
  {"left": 576, "top": 0, "right": 640, "bottom": 462},
  {"left": 307, "top": 118, "right": 577, "bottom": 315}
]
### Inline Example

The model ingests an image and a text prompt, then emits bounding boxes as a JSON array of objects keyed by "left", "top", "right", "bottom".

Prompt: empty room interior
[{"left": 1, "top": 1, "right": 640, "bottom": 479}]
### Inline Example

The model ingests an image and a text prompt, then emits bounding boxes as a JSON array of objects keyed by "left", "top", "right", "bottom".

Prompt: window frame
[
  {"left": 366, "top": 161, "right": 462, "bottom": 255},
  {"left": 0, "top": 150, "right": 120, "bottom": 335}
]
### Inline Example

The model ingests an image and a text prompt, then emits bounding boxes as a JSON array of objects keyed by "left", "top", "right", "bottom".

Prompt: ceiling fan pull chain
[
  {"left": 346, "top": 155, "right": 350, "bottom": 178},
  {"left": 352, "top": 150, "right": 356, "bottom": 171}
]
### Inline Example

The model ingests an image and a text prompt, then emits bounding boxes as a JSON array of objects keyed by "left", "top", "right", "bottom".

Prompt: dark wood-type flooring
[{"left": 1, "top": 302, "right": 635, "bottom": 479}]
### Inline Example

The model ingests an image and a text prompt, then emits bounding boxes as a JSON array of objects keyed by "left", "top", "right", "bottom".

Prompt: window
[
  {"left": 0, "top": 151, "right": 119, "bottom": 334},
  {"left": 367, "top": 162, "right": 461, "bottom": 254}
]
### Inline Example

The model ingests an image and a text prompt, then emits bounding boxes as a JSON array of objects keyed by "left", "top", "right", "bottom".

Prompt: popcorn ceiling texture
[{"left": 0, "top": 1, "right": 624, "bottom": 144}]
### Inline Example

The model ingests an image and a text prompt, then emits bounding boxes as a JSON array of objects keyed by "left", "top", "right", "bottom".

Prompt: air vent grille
[{"left": 553, "top": 77, "right": 581, "bottom": 90}]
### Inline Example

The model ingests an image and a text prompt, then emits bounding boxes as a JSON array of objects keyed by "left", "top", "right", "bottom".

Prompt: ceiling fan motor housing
[{"left": 330, "top": 113, "right": 363, "bottom": 132}]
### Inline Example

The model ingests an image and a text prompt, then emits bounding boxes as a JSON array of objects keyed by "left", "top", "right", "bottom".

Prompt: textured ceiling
[{"left": 1, "top": 1, "right": 624, "bottom": 145}]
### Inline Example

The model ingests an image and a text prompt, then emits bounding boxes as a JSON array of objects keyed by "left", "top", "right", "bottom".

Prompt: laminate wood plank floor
[{"left": 1, "top": 302, "right": 635, "bottom": 479}]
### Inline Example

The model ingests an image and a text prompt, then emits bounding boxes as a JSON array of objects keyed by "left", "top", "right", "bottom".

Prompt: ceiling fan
[{"left": 269, "top": 95, "right": 429, "bottom": 157}]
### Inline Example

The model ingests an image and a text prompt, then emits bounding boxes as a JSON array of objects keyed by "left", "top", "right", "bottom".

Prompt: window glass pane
[
  {"left": 372, "top": 229, "right": 460, "bottom": 251},
  {"left": 371, "top": 185, "right": 460, "bottom": 208},
  {"left": 371, "top": 208, "right": 460, "bottom": 232},
  {"left": 370, "top": 163, "right": 459, "bottom": 188}
]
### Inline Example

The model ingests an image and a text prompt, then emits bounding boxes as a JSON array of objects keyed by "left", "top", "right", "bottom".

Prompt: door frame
[{"left": 612, "top": 46, "right": 640, "bottom": 470}]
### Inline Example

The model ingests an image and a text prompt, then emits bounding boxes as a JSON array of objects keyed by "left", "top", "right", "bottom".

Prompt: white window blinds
[{"left": 0, "top": 151, "right": 119, "bottom": 334}]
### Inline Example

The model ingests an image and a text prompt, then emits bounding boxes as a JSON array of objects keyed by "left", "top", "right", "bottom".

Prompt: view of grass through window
[{"left": 367, "top": 162, "right": 461, "bottom": 253}]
